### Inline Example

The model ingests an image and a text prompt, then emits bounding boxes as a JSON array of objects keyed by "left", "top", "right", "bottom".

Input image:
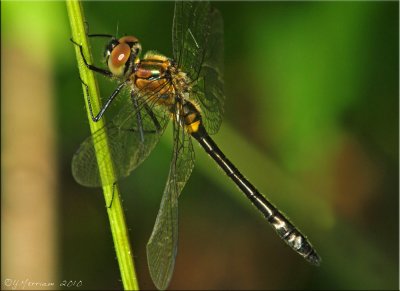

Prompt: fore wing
[{"left": 173, "top": 1, "right": 224, "bottom": 134}]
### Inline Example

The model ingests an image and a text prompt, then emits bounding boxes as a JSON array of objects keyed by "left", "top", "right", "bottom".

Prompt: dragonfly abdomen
[
  {"left": 177, "top": 100, "right": 203, "bottom": 134},
  {"left": 191, "top": 129, "right": 321, "bottom": 266}
]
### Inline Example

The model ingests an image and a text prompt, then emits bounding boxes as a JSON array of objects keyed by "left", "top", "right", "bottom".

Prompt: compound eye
[{"left": 108, "top": 42, "right": 131, "bottom": 75}]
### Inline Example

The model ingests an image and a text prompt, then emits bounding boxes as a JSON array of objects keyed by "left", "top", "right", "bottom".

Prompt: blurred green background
[{"left": 2, "top": 1, "right": 398, "bottom": 290}]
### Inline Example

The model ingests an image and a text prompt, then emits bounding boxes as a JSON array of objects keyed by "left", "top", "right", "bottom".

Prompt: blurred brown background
[{"left": 2, "top": 1, "right": 398, "bottom": 290}]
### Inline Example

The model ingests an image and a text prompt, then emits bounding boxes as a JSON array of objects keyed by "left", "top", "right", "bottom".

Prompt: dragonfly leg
[
  {"left": 80, "top": 78, "right": 127, "bottom": 122},
  {"left": 118, "top": 97, "right": 158, "bottom": 134},
  {"left": 131, "top": 92, "right": 145, "bottom": 143},
  {"left": 70, "top": 38, "right": 113, "bottom": 77},
  {"left": 83, "top": 19, "right": 114, "bottom": 39},
  {"left": 106, "top": 182, "right": 118, "bottom": 209},
  {"left": 144, "top": 103, "right": 162, "bottom": 132}
]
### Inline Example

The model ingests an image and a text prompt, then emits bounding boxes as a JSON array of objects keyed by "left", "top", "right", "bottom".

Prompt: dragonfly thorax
[
  {"left": 133, "top": 51, "right": 191, "bottom": 108},
  {"left": 132, "top": 51, "right": 201, "bottom": 134}
]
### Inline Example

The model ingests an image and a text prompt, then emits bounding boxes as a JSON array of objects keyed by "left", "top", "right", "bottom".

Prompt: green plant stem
[{"left": 66, "top": 1, "right": 139, "bottom": 290}]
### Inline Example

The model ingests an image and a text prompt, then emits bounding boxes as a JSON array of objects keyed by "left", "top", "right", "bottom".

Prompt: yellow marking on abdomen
[{"left": 186, "top": 120, "right": 201, "bottom": 134}]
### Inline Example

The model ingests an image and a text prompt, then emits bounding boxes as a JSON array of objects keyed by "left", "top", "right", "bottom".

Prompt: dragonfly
[{"left": 71, "top": 1, "right": 321, "bottom": 289}]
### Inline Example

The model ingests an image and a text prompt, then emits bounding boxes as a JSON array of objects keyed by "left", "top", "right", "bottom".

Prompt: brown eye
[
  {"left": 108, "top": 43, "right": 131, "bottom": 76},
  {"left": 110, "top": 43, "right": 130, "bottom": 67}
]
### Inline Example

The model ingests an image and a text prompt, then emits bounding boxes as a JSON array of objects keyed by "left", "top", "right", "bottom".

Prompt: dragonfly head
[{"left": 105, "top": 35, "right": 142, "bottom": 77}]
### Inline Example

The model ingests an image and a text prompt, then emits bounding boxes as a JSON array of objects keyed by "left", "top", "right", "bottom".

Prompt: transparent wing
[
  {"left": 72, "top": 91, "right": 169, "bottom": 187},
  {"left": 173, "top": 1, "right": 225, "bottom": 134},
  {"left": 173, "top": 1, "right": 210, "bottom": 81},
  {"left": 146, "top": 120, "right": 195, "bottom": 290}
]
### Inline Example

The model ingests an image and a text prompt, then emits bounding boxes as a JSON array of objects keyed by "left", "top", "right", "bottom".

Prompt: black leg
[
  {"left": 70, "top": 38, "right": 113, "bottom": 77},
  {"left": 83, "top": 18, "right": 114, "bottom": 39},
  {"left": 144, "top": 103, "right": 162, "bottom": 132},
  {"left": 80, "top": 78, "right": 127, "bottom": 122},
  {"left": 131, "top": 92, "right": 145, "bottom": 143},
  {"left": 106, "top": 182, "right": 117, "bottom": 208},
  {"left": 88, "top": 34, "right": 114, "bottom": 39}
]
